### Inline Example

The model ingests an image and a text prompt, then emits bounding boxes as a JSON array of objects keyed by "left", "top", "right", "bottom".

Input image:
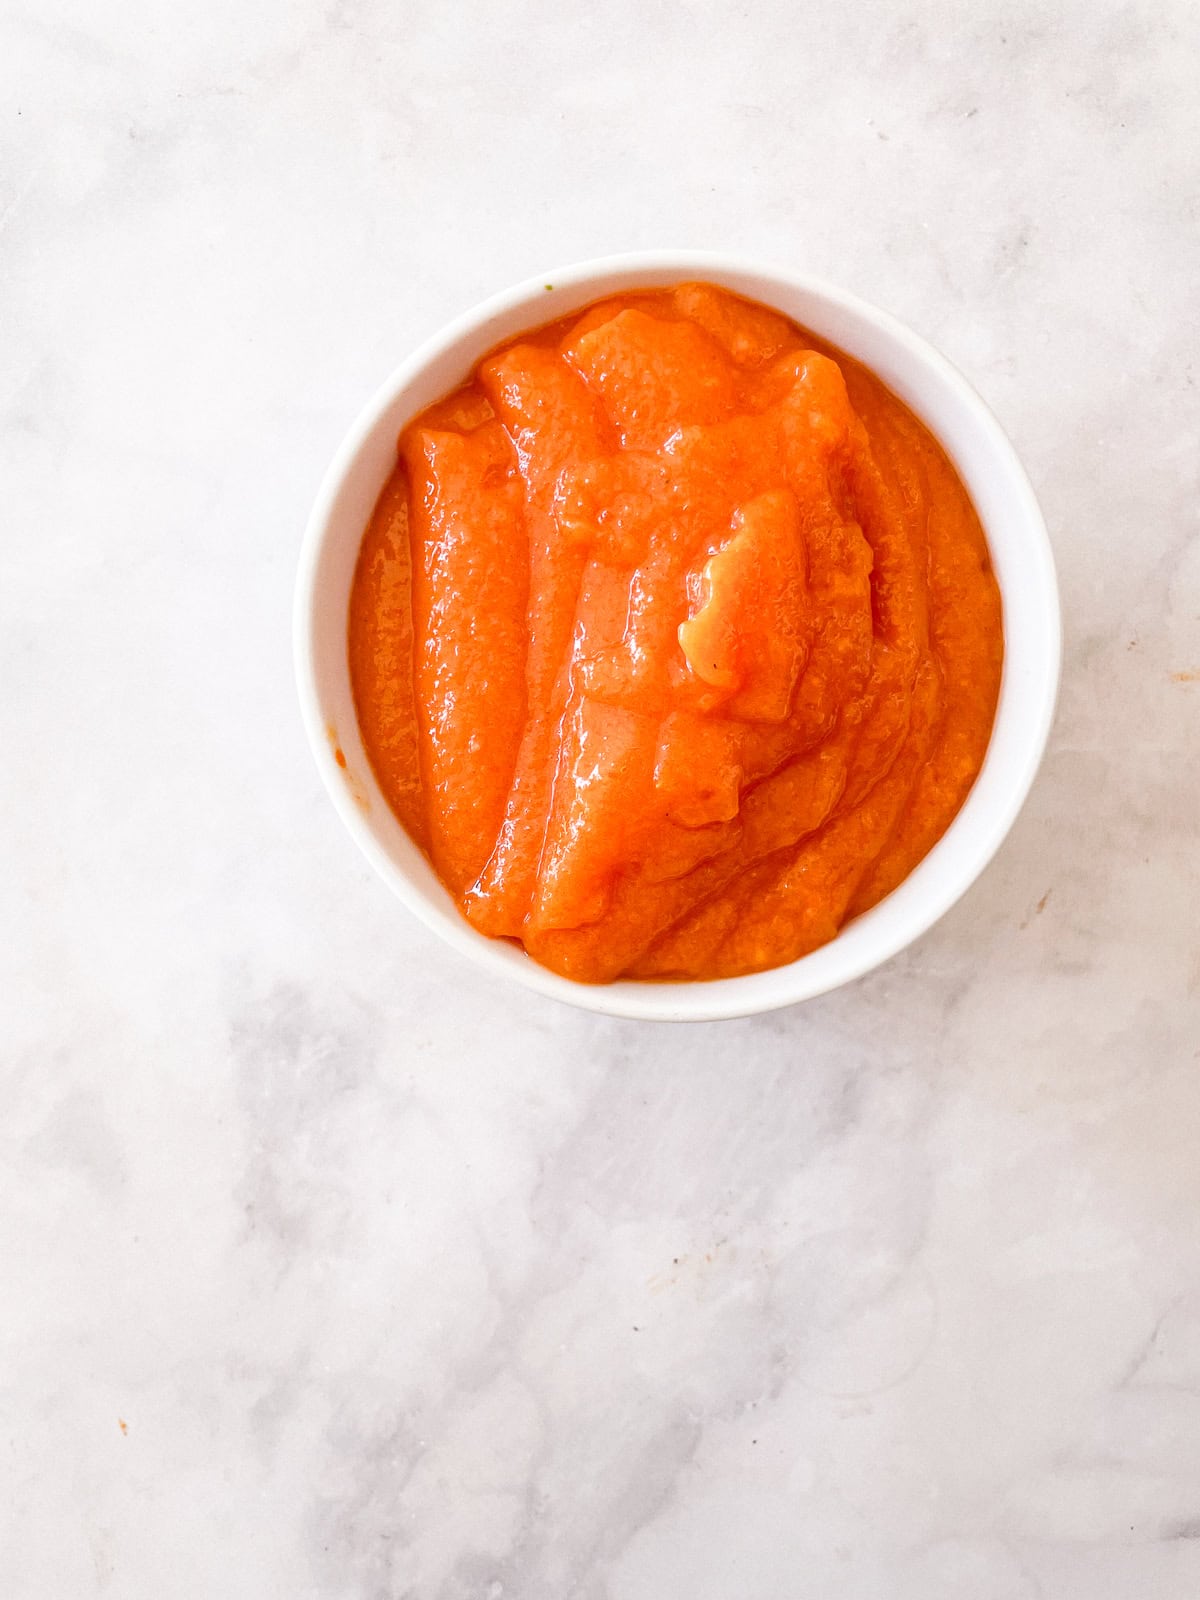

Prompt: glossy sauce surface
[{"left": 348, "top": 284, "right": 1003, "bottom": 981}]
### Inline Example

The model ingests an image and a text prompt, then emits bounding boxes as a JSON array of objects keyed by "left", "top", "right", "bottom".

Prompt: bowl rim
[{"left": 294, "top": 250, "right": 1061, "bottom": 1022}]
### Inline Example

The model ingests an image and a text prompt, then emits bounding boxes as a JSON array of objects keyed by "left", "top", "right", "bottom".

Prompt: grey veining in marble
[{"left": 2, "top": 0, "right": 1199, "bottom": 1595}]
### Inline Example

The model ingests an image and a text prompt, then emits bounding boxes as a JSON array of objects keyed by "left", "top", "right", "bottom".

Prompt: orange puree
[{"left": 348, "top": 284, "right": 1003, "bottom": 982}]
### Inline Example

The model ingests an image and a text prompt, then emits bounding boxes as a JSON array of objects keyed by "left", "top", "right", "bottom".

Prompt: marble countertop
[{"left": 3, "top": 1, "right": 1199, "bottom": 1595}]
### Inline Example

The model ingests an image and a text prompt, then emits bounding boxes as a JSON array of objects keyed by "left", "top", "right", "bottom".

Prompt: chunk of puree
[{"left": 348, "top": 284, "right": 1003, "bottom": 982}]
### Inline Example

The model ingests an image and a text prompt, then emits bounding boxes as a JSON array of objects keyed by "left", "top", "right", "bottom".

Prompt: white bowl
[{"left": 294, "top": 251, "right": 1060, "bottom": 1022}]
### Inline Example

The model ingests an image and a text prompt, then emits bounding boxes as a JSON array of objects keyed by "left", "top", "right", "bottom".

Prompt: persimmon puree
[{"left": 348, "top": 284, "right": 1003, "bottom": 982}]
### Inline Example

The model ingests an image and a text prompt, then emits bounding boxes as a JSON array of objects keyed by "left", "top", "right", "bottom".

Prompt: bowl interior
[{"left": 295, "top": 253, "right": 1060, "bottom": 1021}]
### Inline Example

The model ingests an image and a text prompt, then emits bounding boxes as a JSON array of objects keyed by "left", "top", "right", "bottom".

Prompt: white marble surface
[{"left": 3, "top": 1, "right": 1199, "bottom": 1594}]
